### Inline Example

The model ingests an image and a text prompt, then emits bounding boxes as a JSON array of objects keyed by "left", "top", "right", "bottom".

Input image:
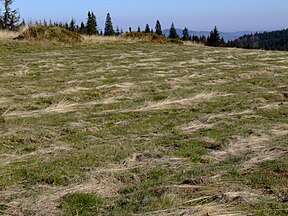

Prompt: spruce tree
[
  {"left": 144, "top": 24, "right": 150, "bottom": 33},
  {"left": 69, "top": 18, "right": 76, "bottom": 32},
  {"left": 182, "top": 27, "right": 189, "bottom": 41},
  {"left": 206, "top": 26, "right": 221, "bottom": 47},
  {"left": 169, "top": 23, "right": 179, "bottom": 39},
  {"left": 86, "top": 11, "right": 98, "bottom": 35},
  {"left": 79, "top": 22, "right": 86, "bottom": 34},
  {"left": 104, "top": 13, "right": 114, "bottom": 36},
  {"left": 64, "top": 21, "right": 69, "bottom": 29},
  {"left": 1, "top": 0, "right": 20, "bottom": 30},
  {"left": 155, "top": 20, "right": 162, "bottom": 35},
  {"left": 192, "top": 35, "right": 200, "bottom": 43},
  {"left": 115, "top": 26, "right": 120, "bottom": 35},
  {"left": 200, "top": 35, "right": 207, "bottom": 44},
  {"left": 137, "top": 26, "right": 141, "bottom": 32}
]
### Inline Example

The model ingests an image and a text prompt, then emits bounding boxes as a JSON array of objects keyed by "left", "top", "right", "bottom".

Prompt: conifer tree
[
  {"left": 182, "top": 27, "right": 189, "bottom": 41},
  {"left": 115, "top": 26, "right": 120, "bottom": 35},
  {"left": 43, "top": 19, "right": 47, "bottom": 26},
  {"left": 192, "top": 35, "right": 200, "bottom": 43},
  {"left": 64, "top": 21, "right": 69, "bottom": 30},
  {"left": 69, "top": 18, "right": 76, "bottom": 32},
  {"left": 1, "top": 0, "right": 20, "bottom": 30},
  {"left": 169, "top": 23, "right": 179, "bottom": 39},
  {"left": 79, "top": 22, "right": 86, "bottom": 34},
  {"left": 137, "top": 26, "right": 141, "bottom": 32},
  {"left": 220, "top": 37, "right": 225, "bottom": 46},
  {"left": 144, "top": 24, "right": 150, "bottom": 33},
  {"left": 86, "top": 11, "right": 98, "bottom": 35},
  {"left": 104, "top": 13, "right": 114, "bottom": 36},
  {"left": 155, "top": 20, "right": 162, "bottom": 35},
  {"left": 199, "top": 35, "right": 207, "bottom": 44},
  {"left": 206, "top": 26, "right": 221, "bottom": 47}
]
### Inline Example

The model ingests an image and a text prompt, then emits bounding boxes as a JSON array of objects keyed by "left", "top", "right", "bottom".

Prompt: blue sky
[{"left": 12, "top": 0, "right": 288, "bottom": 32}]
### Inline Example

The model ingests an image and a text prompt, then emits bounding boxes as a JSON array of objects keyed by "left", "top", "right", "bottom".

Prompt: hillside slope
[
  {"left": 0, "top": 40, "right": 288, "bottom": 215},
  {"left": 233, "top": 29, "right": 288, "bottom": 51}
]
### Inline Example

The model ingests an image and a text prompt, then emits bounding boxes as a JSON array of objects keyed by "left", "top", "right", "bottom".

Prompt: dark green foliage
[
  {"left": 86, "top": 11, "right": 98, "bottom": 35},
  {"left": 104, "top": 13, "right": 115, "bottom": 36},
  {"left": 64, "top": 22, "right": 69, "bottom": 30},
  {"left": 155, "top": 20, "right": 162, "bottom": 36},
  {"left": 0, "top": 0, "right": 20, "bottom": 30},
  {"left": 220, "top": 37, "right": 225, "bottom": 46},
  {"left": 0, "top": 15, "right": 3, "bottom": 29},
  {"left": 79, "top": 22, "right": 86, "bottom": 34},
  {"left": 232, "top": 29, "right": 288, "bottom": 51},
  {"left": 182, "top": 27, "right": 189, "bottom": 41},
  {"left": 192, "top": 35, "right": 200, "bottom": 43},
  {"left": 69, "top": 18, "right": 76, "bottom": 32},
  {"left": 206, "top": 26, "right": 221, "bottom": 47},
  {"left": 115, "top": 26, "right": 120, "bottom": 35},
  {"left": 15, "top": 26, "right": 83, "bottom": 43},
  {"left": 168, "top": 23, "right": 179, "bottom": 39},
  {"left": 199, "top": 35, "right": 207, "bottom": 44},
  {"left": 144, "top": 24, "right": 150, "bottom": 33}
]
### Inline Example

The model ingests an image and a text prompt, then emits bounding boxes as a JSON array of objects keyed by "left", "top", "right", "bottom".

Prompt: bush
[
  {"left": 123, "top": 32, "right": 183, "bottom": 44},
  {"left": 15, "top": 26, "right": 82, "bottom": 43}
]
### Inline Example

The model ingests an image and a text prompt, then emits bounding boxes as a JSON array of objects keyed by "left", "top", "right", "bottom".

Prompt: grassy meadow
[{"left": 0, "top": 33, "right": 288, "bottom": 215}]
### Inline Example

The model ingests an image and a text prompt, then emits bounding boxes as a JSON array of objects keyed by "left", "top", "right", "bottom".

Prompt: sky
[{"left": 11, "top": 0, "right": 288, "bottom": 32}]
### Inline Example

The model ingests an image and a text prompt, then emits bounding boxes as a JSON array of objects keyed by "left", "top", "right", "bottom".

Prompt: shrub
[
  {"left": 15, "top": 26, "right": 82, "bottom": 43},
  {"left": 123, "top": 32, "right": 183, "bottom": 44}
]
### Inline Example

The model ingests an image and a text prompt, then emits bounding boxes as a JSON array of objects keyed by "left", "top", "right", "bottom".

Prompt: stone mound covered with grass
[
  {"left": 16, "top": 26, "right": 82, "bottom": 43},
  {"left": 124, "top": 32, "right": 183, "bottom": 44}
]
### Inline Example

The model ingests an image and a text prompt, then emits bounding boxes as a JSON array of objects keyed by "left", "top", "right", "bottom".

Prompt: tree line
[
  {"left": 3, "top": 0, "right": 287, "bottom": 51},
  {"left": 0, "top": 1, "right": 222, "bottom": 46},
  {"left": 226, "top": 29, "right": 288, "bottom": 51}
]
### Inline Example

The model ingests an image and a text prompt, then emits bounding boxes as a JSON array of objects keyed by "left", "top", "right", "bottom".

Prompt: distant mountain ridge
[{"left": 163, "top": 28, "right": 255, "bottom": 41}]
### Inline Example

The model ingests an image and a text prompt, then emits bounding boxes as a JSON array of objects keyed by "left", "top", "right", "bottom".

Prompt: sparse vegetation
[
  {"left": 0, "top": 36, "right": 288, "bottom": 215},
  {"left": 123, "top": 32, "right": 183, "bottom": 44},
  {"left": 15, "top": 26, "right": 83, "bottom": 43}
]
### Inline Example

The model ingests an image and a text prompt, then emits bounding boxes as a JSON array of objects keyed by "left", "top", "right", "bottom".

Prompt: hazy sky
[{"left": 12, "top": 0, "right": 288, "bottom": 32}]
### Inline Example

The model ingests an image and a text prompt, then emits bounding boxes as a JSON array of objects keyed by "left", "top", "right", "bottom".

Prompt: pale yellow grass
[
  {"left": 134, "top": 92, "right": 218, "bottom": 112},
  {"left": 6, "top": 99, "right": 78, "bottom": 119},
  {"left": 82, "top": 35, "right": 132, "bottom": 44},
  {"left": 0, "top": 30, "right": 19, "bottom": 40},
  {"left": 180, "top": 120, "right": 215, "bottom": 132},
  {"left": 204, "top": 135, "right": 271, "bottom": 162}
]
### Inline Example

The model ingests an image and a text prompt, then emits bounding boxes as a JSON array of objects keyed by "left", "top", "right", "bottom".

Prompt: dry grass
[
  {"left": 133, "top": 92, "right": 219, "bottom": 112},
  {"left": 1, "top": 39, "right": 288, "bottom": 215},
  {"left": 6, "top": 99, "right": 78, "bottom": 119},
  {"left": 82, "top": 35, "right": 132, "bottom": 44},
  {"left": 204, "top": 134, "right": 271, "bottom": 162},
  {"left": 0, "top": 30, "right": 19, "bottom": 40}
]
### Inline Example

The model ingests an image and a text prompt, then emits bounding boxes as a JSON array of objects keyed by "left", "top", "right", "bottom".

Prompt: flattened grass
[{"left": 0, "top": 39, "right": 288, "bottom": 215}]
